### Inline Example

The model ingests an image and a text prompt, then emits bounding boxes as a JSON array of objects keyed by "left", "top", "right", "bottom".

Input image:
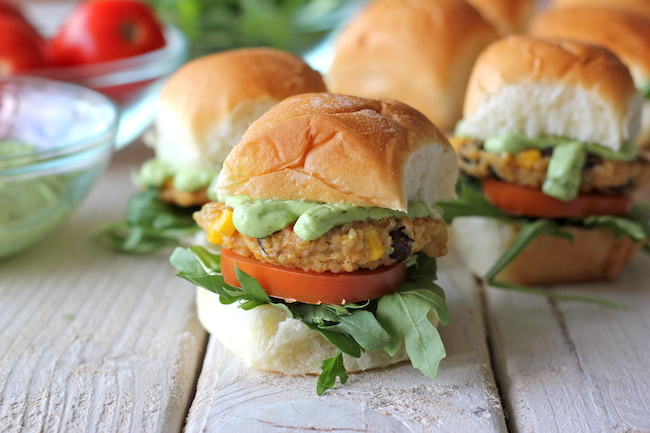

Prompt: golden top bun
[
  {"left": 216, "top": 93, "right": 458, "bottom": 212},
  {"left": 529, "top": 7, "right": 650, "bottom": 148},
  {"left": 153, "top": 48, "right": 327, "bottom": 168},
  {"left": 552, "top": 0, "right": 650, "bottom": 21},
  {"left": 458, "top": 35, "right": 643, "bottom": 151},
  {"left": 326, "top": 0, "right": 499, "bottom": 132},
  {"left": 467, "top": 0, "right": 536, "bottom": 35}
]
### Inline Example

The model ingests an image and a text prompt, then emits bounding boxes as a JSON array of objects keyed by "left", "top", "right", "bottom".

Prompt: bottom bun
[
  {"left": 196, "top": 288, "right": 411, "bottom": 375},
  {"left": 450, "top": 217, "right": 644, "bottom": 285}
]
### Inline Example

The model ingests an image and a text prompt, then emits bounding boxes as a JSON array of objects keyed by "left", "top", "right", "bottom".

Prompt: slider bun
[
  {"left": 196, "top": 288, "right": 415, "bottom": 375},
  {"left": 529, "top": 7, "right": 650, "bottom": 148},
  {"left": 552, "top": 0, "right": 650, "bottom": 21},
  {"left": 466, "top": 0, "right": 536, "bottom": 35},
  {"left": 326, "top": 0, "right": 499, "bottom": 132},
  {"left": 216, "top": 93, "right": 458, "bottom": 212},
  {"left": 457, "top": 35, "right": 643, "bottom": 152},
  {"left": 450, "top": 217, "right": 644, "bottom": 285},
  {"left": 153, "top": 48, "right": 327, "bottom": 168}
]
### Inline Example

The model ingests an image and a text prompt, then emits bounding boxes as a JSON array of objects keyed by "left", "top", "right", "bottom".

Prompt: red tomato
[
  {"left": 0, "top": 16, "right": 47, "bottom": 74},
  {"left": 221, "top": 249, "right": 408, "bottom": 305},
  {"left": 48, "top": 0, "right": 166, "bottom": 66},
  {"left": 0, "top": 0, "right": 31, "bottom": 25},
  {"left": 483, "top": 178, "right": 633, "bottom": 218}
]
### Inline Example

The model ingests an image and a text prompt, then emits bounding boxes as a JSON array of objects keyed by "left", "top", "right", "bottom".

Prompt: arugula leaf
[
  {"left": 306, "top": 326, "right": 361, "bottom": 358},
  {"left": 377, "top": 291, "right": 446, "bottom": 379},
  {"left": 438, "top": 177, "right": 510, "bottom": 222},
  {"left": 170, "top": 247, "right": 242, "bottom": 304},
  {"left": 317, "top": 352, "right": 348, "bottom": 396},
  {"left": 97, "top": 189, "right": 200, "bottom": 253},
  {"left": 235, "top": 266, "right": 273, "bottom": 310},
  {"left": 322, "top": 310, "right": 391, "bottom": 351}
]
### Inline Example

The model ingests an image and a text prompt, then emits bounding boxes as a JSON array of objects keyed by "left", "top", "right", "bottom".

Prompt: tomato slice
[
  {"left": 220, "top": 249, "right": 407, "bottom": 305},
  {"left": 483, "top": 178, "right": 633, "bottom": 218}
]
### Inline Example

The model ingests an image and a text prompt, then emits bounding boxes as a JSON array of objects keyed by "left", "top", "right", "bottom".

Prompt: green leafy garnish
[
  {"left": 169, "top": 246, "right": 450, "bottom": 395},
  {"left": 641, "top": 82, "right": 650, "bottom": 101},
  {"left": 317, "top": 352, "right": 347, "bottom": 396},
  {"left": 144, "top": 0, "right": 359, "bottom": 58},
  {"left": 96, "top": 189, "right": 201, "bottom": 253}
]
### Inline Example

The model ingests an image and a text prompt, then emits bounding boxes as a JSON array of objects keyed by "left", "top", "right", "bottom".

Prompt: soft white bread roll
[
  {"left": 326, "top": 0, "right": 499, "bottom": 132},
  {"left": 552, "top": 0, "right": 650, "bottom": 21},
  {"left": 196, "top": 288, "right": 413, "bottom": 375},
  {"left": 217, "top": 93, "right": 458, "bottom": 212},
  {"left": 529, "top": 8, "right": 650, "bottom": 148},
  {"left": 457, "top": 35, "right": 643, "bottom": 151},
  {"left": 466, "top": 0, "right": 535, "bottom": 35},
  {"left": 153, "top": 48, "right": 327, "bottom": 168},
  {"left": 450, "top": 217, "right": 644, "bottom": 285}
]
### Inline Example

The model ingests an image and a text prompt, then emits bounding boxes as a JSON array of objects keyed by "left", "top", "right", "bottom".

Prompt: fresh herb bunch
[
  {"left": 438, "top": 176, "right": 650, "bottom": 307},
  {"left": 145, "top": 0, "right": 364, "bottom": 58},
  {"left": 97, "top": 189, "right": 201, "bottom": 253},
  {"left": 170, "top": 246, "right": 450, "bottom": 395}
]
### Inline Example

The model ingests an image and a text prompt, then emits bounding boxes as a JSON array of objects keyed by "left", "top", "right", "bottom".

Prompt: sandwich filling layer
[
  {"left": 451, "top": 135, "right": 650, "bottom": 200},
  {"left": 194, "top": 200, "right": 447, "bottom": 273}
]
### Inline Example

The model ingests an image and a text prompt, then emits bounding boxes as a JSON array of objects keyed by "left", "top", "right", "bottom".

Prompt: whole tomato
[
  {"left": 0, "top": 0, "right": 31, "bottom": 24},
  {"left": 48, "top": 0, "right": 166, "bottom": 66},
  {"left": 0, "top": 15, "right": 48, "bottom": 74}
]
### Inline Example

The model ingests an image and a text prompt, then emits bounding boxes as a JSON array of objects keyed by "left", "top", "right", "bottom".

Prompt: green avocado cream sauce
[
  {"left": 220, "top": 196, "right": 439, "bottom": 241},
  {"left": 138, "top": 158, "right": 220, "bottom": 197},
  {"left": 482, "top": 133, "right": 638, "bottom": 201},
  {"left": 0, "top": 141, "right": 87, "bottom": 259}
]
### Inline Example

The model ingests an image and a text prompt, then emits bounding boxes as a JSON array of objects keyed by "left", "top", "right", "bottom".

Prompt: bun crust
[
  {"left": 451, "top": 217, "right": 644, "bottom": 285},
  {"left": 458, "top": 35, "right": 642, "bottom": 151},
  {"left": 196, "top": 288, "right": 413, "bottom": 375},
  {"left": 216, "top": 93, "right": 458, "bottom": 212},
  {"left": 529, "top": 7, "right": 650, "bottom": 148},
  {"left": 552, "top": 0, "right": 650, "bottom": 21},
  {"left": 467, "top": 0, "right": 535, "bottom": 35},
  {"left": 153, "top": 48, "right": 327, "bottom": 168},
  {"left": 326, "top": 0, "right": 499, "bottom": 132}
]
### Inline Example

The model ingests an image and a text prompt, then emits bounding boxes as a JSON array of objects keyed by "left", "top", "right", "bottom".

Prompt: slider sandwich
[
  {"left": 100, "top": 48, "right": 326, "bottom": 252},
  {"left": 171, "top": 92, "right": 458, "bottom": 394},
  {"left": 327, "top": 0, "right": 499, "bottom": 132},
  {"left": 442, "top": 35, "right": 650, "bottom": 286},
  {"left": 529, "top": 7, "right": 650, "bottom": 149}
]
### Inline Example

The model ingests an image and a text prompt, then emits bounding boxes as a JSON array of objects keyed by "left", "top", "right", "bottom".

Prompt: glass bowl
[
  {"left": 29, "top": 25, "right": 188, "bottom": 148},
  {"left": 0, "top": 76, "right": 119, "bottom": 259}
]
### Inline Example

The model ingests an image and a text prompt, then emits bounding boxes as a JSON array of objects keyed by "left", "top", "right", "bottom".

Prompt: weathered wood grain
[
  {"left": 485, "top": 253, "right": 650, "bottom": 433},
  {"left": 184, "top": 253, "right": 507, "bottom": 433},
  {"left": 0, "top": 143, "right": 207, "bottom": 433}
]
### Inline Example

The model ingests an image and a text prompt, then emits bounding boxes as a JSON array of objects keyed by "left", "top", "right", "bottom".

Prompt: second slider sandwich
[
  {"left": 171, "top": 92, "right": 458, "bottom": 394},
  {"left": 445, "top": 35, "right": 650, "bottom": 286}
]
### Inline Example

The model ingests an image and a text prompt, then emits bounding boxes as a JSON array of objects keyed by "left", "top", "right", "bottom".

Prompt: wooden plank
[
  {"left": 0, "top": 143, "right": 207, "bottom": 433},
  {"left": 484, "top": 253, "right": 650, "bottom": 432},
  {"left": 184, "top": 253, "right": 507, "bottom": 433}
]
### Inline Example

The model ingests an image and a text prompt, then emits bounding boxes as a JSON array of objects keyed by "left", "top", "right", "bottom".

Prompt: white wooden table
[{"left": 2, "top": 140, "right": 650, "bottom": 433}]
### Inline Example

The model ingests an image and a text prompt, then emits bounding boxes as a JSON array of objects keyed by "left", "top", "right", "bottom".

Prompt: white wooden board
[
  {"left": 0, "top": 143, "right": 207, "bottom": 433},
  {"left": 184, "top": 253, "right": 507, "bottom": 433},
  {"left": 484, "top": 253, "right": 650, "bottom": 433}
]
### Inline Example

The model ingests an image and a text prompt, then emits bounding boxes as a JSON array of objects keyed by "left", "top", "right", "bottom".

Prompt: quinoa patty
[
  {"left": 195, "top": 202, "right": 447, "bottom": 273},
  {"left": 452, "top": 137, "right": 650, "bottom": 195},
  {"left": 159, "top": 180, "right": 210, "bottom": 208}
]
